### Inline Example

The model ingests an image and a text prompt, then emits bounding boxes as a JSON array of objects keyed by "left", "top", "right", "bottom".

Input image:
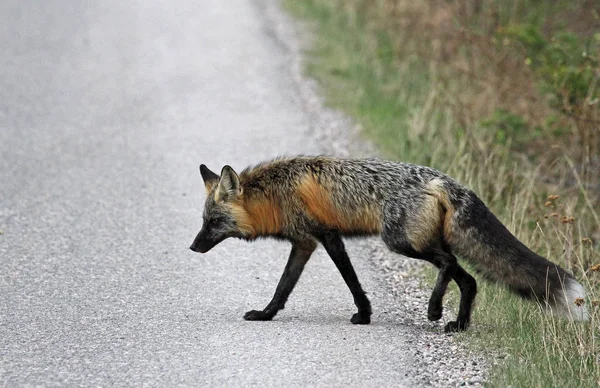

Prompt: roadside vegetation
[{"left": 285, "top": 0, "right": 600, "bottom": 386}]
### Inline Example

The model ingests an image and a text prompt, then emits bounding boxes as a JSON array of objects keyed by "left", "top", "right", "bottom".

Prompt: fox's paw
[
  {"left": 444, "top": 319, "right": 469, "bottom": 333},
  {"left": 427, "top": 305, "right": 443, "bottom": 321},
  {"left": 243, "top": 310, "right": 273, "bottom": 321},
  {"left": 350, "top": 312, "right": 371, "bottom": 325}
]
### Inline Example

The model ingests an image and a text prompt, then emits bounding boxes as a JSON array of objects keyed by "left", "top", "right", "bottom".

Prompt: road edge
[{"left": 255, "top": 1, "right": 490, "bottom": 385}]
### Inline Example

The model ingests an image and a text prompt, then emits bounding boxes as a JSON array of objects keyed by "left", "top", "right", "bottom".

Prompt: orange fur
[
  {"left": 227, "top": 202, "right": 255, "bottom": 236},
  {"left": 243, "top": 196, "right": 283, "bottom": 236},
  {"left": 222, "top": 195, "right": 284, "bottom": 238},
  {"left": 422, "top": 179, "right": 456, "bottom": 245},
  {"left": 406, "top": 196, "right": 443, "bottom": 252},
  {"left": 298, "top": 175, "right": 381, "bottom": 234},
  {"left": 298, "top": 176, "right": 342, "bottom": 227},
  {"left": 443, "top": 205, "right": 455, "bottom": 241}
]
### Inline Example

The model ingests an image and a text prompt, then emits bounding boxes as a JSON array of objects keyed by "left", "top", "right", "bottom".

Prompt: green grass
[
  {"left": 285, "top": 1, "right": 600, "bottom": 386},
  {"left": 284, "top": 1, "right": 443, "bottom": 164}
]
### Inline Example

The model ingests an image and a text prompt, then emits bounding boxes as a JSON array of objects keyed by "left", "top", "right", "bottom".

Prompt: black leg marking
[
  {"left": 318, "top": 231, "right": 372, "bottom": 324},
  {"left": 244, "top": 240, "right": 316, "bottom": 322},
  {"left": 428, "top": 265, "right": 453, "bottom": 321},
  {"left": 444, "top": 265, "right": 477, "bottom": 333},
  {"left": 423, "top": 250, "right": 477, "bottom": 332},
  {"left": 386, "top": 245, "right": 452, "bottom": 322},
  {"left": 382, "top": 231, "right": 477, "bottom": 332}
]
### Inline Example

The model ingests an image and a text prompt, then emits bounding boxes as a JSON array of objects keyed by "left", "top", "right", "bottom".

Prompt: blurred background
[
  {"left": 286, "top": 1, "right": 599, "bottom": 386},
  {"left": 1, "top": 0, "right": 598, "bottom": 386}
]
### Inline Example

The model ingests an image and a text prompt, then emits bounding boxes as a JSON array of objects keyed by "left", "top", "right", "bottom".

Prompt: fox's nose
[{"left": 190, "top": 238, "right": 207, "bottom": 253}]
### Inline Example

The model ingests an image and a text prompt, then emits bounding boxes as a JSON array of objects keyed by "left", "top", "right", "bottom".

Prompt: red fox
[{"left": 190, "top": 156, "right": 589, "bottom": 332}]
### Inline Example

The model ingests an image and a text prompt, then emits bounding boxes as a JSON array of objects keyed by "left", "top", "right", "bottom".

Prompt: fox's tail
[{"left": 434, "top": 181, "right": 589, "bottom": 321}]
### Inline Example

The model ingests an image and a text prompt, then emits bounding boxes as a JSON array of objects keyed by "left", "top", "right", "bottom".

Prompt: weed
[{"left": 285, "top": 0, "right": 600, "bottom": 386}]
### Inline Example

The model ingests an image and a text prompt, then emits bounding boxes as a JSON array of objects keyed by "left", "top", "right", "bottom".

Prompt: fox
[{"left": 189, "top": 156, "right": 589, "bottom": 332}]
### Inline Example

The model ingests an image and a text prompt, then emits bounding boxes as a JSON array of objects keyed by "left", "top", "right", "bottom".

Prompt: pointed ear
[
  {"left": 215, "top": 165, "right": 242, "bottom": 202},
  {"left": 200, "top": 164, "right": 220, "bottom": 192}
]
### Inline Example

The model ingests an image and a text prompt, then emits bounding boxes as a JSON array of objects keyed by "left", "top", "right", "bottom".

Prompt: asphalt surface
[{"left": 0, "top": 1, "right": 422, "bottom": 386}]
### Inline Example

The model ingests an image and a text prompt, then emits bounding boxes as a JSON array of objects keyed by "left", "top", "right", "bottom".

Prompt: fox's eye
[{"left": 209, "top": 218, "right": 219, "bottom": 225}]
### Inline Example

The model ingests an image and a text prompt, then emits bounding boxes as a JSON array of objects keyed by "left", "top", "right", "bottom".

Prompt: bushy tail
[{"left": 441, "top": 189, "right": 589, "bottom": 321}]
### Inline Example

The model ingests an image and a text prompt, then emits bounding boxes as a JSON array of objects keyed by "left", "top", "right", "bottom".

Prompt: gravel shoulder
[
  {"left": 0, "top": 0, "right": 488, "bottom": 386},
  {"left": 260, "top": 0, "right": 490, "bottom": 385}
]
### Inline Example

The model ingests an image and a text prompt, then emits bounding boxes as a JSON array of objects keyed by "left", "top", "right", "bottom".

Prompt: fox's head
[{"left": 189, "top": 164, "right": 252, "bottom": 253}]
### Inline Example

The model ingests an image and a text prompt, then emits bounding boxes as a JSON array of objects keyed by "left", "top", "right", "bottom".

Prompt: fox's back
[
  {"left": 240, "top": 156, "right": 448, "bottom": 197},
  {"left": 238, "top": 157, "right": 453, "bottom": 236}
]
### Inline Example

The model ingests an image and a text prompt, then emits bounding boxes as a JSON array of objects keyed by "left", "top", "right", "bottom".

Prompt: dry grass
[
  {"left": 285, "top": 0, "right": 600, "bottom": 385},
  {"left": 334, "top": 0, "right": 600, "bottom": 185}
]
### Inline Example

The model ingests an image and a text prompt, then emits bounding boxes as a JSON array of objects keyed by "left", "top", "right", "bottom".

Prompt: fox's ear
[
  {"left": 215, "top": 165, "right": 242, "bottom": 202},
  {"left": 200, "top": 164, "right": 220, "bottom": 192}
]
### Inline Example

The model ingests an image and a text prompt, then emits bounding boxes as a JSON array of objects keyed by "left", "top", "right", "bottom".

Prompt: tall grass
[{"left": 285, "top": 0, "right": 600, "bottom": 386}]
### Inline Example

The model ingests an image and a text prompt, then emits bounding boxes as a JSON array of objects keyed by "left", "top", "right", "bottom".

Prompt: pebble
[{"left": 264, "top": 1, "right": 490, "bottom": 386}]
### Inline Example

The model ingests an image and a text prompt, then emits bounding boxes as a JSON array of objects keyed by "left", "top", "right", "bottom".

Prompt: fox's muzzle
[
  {"left": 190, "top": 228, "right": 225, "bottom": 253},
  {"left": 190, "top": 230, "right": 213, "bottom": 253}
]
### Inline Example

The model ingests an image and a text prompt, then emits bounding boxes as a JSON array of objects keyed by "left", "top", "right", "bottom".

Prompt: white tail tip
[{"left": 563, "top": 279, "right": 589, "bottom": 321}]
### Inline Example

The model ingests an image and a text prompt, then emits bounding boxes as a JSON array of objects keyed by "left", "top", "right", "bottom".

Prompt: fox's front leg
[
  {"left": 244, "top": 240, "right": 317, "bottom": 321},
  {"left": 318, "top": 231, "right": 372, "bottom": 324}
]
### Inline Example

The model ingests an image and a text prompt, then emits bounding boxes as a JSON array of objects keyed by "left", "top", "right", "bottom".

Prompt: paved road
[{"left": 0, "top": 1, "right": 420, "bottom": 386}]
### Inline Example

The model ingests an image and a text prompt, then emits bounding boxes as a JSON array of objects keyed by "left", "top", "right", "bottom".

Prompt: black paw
[
  {"left": 427, "top": 305, "right": 443, "bottom": 321},
  {"left": 350, "top": 312, "right": 371, "bottom": 325},
  {"left": 243, "top": 310, "right": 273, "bottom": 321},
  {"left": 444, "top": 319, "right": 469, "bottom": 333}
]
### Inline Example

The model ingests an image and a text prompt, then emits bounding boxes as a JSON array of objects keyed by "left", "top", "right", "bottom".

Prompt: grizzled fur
[{"left": 190, "top": 156, "right": 588, "bottom": 332}]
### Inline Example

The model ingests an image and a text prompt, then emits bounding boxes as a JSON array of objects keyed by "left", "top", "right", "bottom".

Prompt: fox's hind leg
[
  {"left": 382, "top": 197, "right": 477, "bottom": 332},
  {"left": 317, "top": 231, "right": 372, "bottom": 324},
  {"left": 244, "top": 240, "right": 317, "bottom": 322},
  {"left": 382, "top": 237, "right": 454, "bottom": 322},
  {"left": 422, "top": 248, "right": 476, "bottom": 331},
  {"left": 428, "top": 251, "right": 453, "bottom": 321},
  {"left": 383, "top": 236, "right": 476, "bottom": 331},
  {"left": 427, "top": 241, "right": 463, "bottom": 321},
  {"left": 443, "top": 264, "right": 477, "bottom": 332}
]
